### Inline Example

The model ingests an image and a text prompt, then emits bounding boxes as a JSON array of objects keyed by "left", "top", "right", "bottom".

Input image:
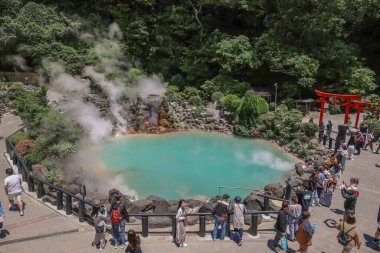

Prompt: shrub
[
  {"left": 9, "top": 132, "right": 29, "bottom": 144},
  {"left": 189, "top": 95, "right": 203, "bottom": 106},
  {"left": 236, "top": 91, "right": 269, "bottom": 128},
  {"left": 44, "top": 167, "right": 61, "bottom": 183},
  {"left": 46, "top": 142, "right": 76, "bottom": 158},
  {"left": 262, "top": 129, "right": 276, "bottom": 139},
  {"left": 183, "top": 87, "right": 200, "bottom": 99},
  {"left": 233, "top": 125, "right": 251, "bottom": 137},
  {"left": 363, "top": 118, "right": 380, "bottom": 137},
  {"left": 211, "top": 91, "right": 224, "bottom": 105},
  {"left": 328, "top": 104, "right": 341, "bottom": 115},
  {"left": 300, "top": 122, "right": 319, "bottom": 138},
  {"left": 280, "top": 98, "right": 296, "bottom": 110},
  {"left": 222, "top": 94, "right": 241, "bottom": 112},
  {"left": 15, "top": 139, "right": 36, "bottom": 157}
]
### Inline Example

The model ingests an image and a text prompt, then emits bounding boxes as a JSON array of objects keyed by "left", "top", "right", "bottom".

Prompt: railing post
[
  {"left": 66, "top": 195, "right": 72, "bottom": 215},
  {"left": 79, "top": 200, "right": 85, "bottom": 222},
  {"left": 142, "top": 216, "right": 148, "bottom": 238},
  {"left": 264, "top": 197, "right": 270, "bottom": 211},
  {"left": 57, "top": 191, "right": 63, "bottom": 210},
  {"left": 285, "top": 184, "right": 291, "bottom": 200},
  {"left": 226, "top": 214, "right": 230, "bottom": 237},
  {"left": 328, "top": 138, "right": 333, "bottom": 149},
  {"left": 250, "top": 213, "right": 258, "bottom": 236},
  {"left": 171, "top": 216, "right": 176, "bottom": 239},
  {"left": 199, "top": 215, "right": 206, "bottom": 237},
  {"left": 37, "top": 181, "right": 44, "bottom": 198},
  {"left": 27, "top": 175, "right": 34, "bottom": 192},
  {"left": 12, "top": 153, "right": 17, "bottom": 165}
]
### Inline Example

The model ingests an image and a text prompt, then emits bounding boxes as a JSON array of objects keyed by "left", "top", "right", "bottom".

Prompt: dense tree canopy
[{"left": 1, "top": 0, "right": 380, "bottom": 96}]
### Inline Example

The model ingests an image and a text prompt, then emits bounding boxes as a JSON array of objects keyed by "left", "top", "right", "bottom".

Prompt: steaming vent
[{"left": 147, "top": 94, "right": 162, "bottom": 126}]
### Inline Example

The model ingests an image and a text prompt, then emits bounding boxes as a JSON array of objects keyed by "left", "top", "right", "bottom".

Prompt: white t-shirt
[{"left": 4, "top": 174, "right": 22, "bottom": 194}]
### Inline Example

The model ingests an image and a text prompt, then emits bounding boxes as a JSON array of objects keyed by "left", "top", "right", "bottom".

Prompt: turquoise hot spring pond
[{"left": 99, "top": 133, "right": 295, "bottom": 200}]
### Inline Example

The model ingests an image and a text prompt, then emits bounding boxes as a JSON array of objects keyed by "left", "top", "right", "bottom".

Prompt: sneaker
[
  {"left": 114, "top": 245, "right": 118, "bottom": 249},
  {"left": 238, "top": 240, "right": 243, "bottom": 246},
  {"left": 120, "top": 245, "right": 125, "bottom": 249},
  {"left": 182, "top": 243, "right": 188, "bottom": 247},
  {"left": 20, "top": 211, "right": 24, "bottom": 216},
  {"left": 179, "top": 243, "right": 183, "bottom": 247}
]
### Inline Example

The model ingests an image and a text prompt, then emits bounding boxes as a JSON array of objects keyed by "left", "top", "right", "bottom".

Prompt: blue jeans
[
  {"left": 234, "top": 228, "right": 243, "bottom": 242},
  {"left": 112, "top": 221, "right": 126, "bottom": 246},
  {"left": 288, "top": 216, "right": 298, "bottom": 240},
  {"left": 212, "top": 215, "right": 227, "bottom": 240}
]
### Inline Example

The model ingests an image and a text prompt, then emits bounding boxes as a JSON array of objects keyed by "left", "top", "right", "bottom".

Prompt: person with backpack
[
  {"left": 355, "top": 132, "right": 364, "bottom": 155},
  {"left": 91, "top": 204, "right": 107, "bottom": 250},
  {"left": 271, "top": 202, "right": 289, "bottom": 250},
  {"left": 296, "top": 185, "right": 312, "bottom": 212},
  {"left": 335, "top": 215, "right": 361, "bottom": 253},
  {"left": 212, "top": 194, "right": 230, "bottom": 241},
  {"left": 176, "top": 199, "right": 188, "bottom": 247},
  {"left": 296, "top": 211, "right": 315, "bottom": 253},
  {"left": 288, "top": 196, "right": 302, "bottom": 242},
  {"left": 125, "top": 229, "right": 142, "bottom": 253},
  {"left": 109, "top": 196, "right": 129, "bottom": 249},
  {"left": 229, "top": 196, "right": 247, "bottom": 246}
]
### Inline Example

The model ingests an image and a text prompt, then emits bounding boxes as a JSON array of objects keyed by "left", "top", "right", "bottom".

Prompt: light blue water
[{"left": 99, "top": 133, "right": 294, "bottom": 200}]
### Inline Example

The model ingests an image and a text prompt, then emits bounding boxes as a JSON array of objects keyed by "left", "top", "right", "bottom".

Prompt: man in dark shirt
[
  {"left": 212, "top": 194, "right": 230, "bottom": 241},
  {"left": 272, "top": 202, "right": 289, "bottom": 250}
]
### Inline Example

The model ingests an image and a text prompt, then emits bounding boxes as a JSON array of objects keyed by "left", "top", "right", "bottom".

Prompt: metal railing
[
  {"left": 218, "top": 186, "right": 255, "bottom": 195},
  {"left": 4, "top": 131, "right": 293, "bottom": 238}
]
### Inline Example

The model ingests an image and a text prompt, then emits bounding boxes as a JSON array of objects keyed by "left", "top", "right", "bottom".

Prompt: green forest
[{"left": 1, "top": 0, "right": 380, "bottom": 98}]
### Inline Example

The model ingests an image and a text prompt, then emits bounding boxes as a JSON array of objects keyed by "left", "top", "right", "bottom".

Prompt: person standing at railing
[
  {"left": 212, "top": 194, "right": 230, "bottom": 241},
  {"left": 176, "top": 199, "right": 188, "bottom": 247},
  {"left": 229, "top": 196, "right": 247, "bottom": 246},
  {"left": 326, "top": 120, "right": 333, "bottom": 140},
  {"left": 271, "top": 202, "right": 289, "bottom": 250},
  {"left": 109, "top": 196, "right": 129, "bottom": 249},
  {"left": 4, "top": 168, "right": 24, "bottom": 216},
  {"left": 91, "top": 204, "right": 107, "bottom": 250},
  {"left": 289, "top": 196, "right": 302, "bottom": 242}
]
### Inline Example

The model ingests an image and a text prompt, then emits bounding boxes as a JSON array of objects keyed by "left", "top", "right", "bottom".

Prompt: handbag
[
  {"left": 95, "top": 224, "right": 104, "bottom": 233},
  {"left": 280, "top": 236, "right": 288, "bottom": 250},
  {"left": 337, "top": 222, "right": 355, "bottom": 246}
]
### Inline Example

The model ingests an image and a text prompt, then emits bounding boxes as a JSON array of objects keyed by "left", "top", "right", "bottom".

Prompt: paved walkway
[{"left": 0, "top": 112, "right": 379, "bottom": 252}]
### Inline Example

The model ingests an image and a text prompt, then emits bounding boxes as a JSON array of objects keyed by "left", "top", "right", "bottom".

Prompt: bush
[
  {"left": 300, "top": 122, "right": 319, "bottom": 138},
  {"left": 9, "top": 132, "right": 29, "bottom": 144},
  {"left": 262, "top": 129, "right": 276, "bottom": 139},
  {"left": 363, "top": 118, "right": 380, "bottom": 137},
  {"left": 193, "top": 105, "right": 206, "bottom": 116},
  {"left": 236, "top": 91, "right": 269, "bottom": 128},
  {"left": 189, "top": 95, "right": 203, "bottom": 106},
  {"left": 222, "top": 94, "right": 241, "bottom": 112},
  {"left": 211, "top": 91, "right": 224, "bottom": 105},
  {"left": 233, "top": 125, "right": 251, "bottom": 137},
  {"left": 183, "top": 87, "right": 200, "bottom": 99},
  {"left": 44, "top": 167, "right": 61, "bottom": 183},
  {"left": 15, "top": 139, "right": 36, "bottom": 157},
  {"left": 328, "top": 104, "right": 341, "bottom": 115},
  {"left": 280, "top": 98, "right": 296, "bottom": 110}
]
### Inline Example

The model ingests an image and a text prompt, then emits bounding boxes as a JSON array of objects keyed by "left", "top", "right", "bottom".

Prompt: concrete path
[{"left": 0, "top": 112, "right": 379, "bottom": 253}]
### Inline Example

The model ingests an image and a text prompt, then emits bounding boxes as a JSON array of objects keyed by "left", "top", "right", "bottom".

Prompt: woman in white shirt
[
  {"left": 288, "top": 196, "right": 302, "bottom": 241},
  {"left": 176, "top": 199, "right": 187, "bottom": 247}
]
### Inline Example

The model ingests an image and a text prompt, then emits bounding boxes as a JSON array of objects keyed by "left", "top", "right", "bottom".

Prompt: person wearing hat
[
  {"left": 229, "top": 196, "right": 247, "bottom": 246},
  {"left": 212, "top": 194, "right": 230, "bottom": 241}
]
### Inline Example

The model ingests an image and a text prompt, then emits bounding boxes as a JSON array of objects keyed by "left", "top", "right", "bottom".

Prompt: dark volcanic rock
[
  {"left": 31, "top": 164, "right": 48, "bottom": 179},
  {"left": 295, "top": 163, "right": 306, "bottom": 176},
  {"left": 146, "top": 195, "right": 169, "bottom": 213},
  {"left": 129, "top": 199, "right": 154, "bottom": 213},
  {"left": 264, "top": 183, "right": 284, "bottom": 198},
  {"left": 185, "top": 199, "right": 204, "bottom": 208}
]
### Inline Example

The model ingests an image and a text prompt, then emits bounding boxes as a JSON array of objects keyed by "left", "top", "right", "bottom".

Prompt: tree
[{"left": 236, "top": 91, "right": 269, "bottom": 128}]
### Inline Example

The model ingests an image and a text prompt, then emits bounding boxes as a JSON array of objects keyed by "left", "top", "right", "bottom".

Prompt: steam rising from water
[
  {"left": 42, "top": 22, "right": 167, "bottom": 196},
  {"left": 235, "top": 150, "right": 293, "bottom": 171}
]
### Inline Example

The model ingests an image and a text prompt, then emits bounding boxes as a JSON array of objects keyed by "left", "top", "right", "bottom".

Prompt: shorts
[
  {"left": 8, "top": 192, "right": 22, "bottom": 201},
  {"left": 298, "top": 244, "right": 309, "bottom": 252}
]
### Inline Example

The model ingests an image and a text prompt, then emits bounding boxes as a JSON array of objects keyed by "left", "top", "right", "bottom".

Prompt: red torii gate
[{"left": 315, "top": 90, "right": 361, "bottom": 126}]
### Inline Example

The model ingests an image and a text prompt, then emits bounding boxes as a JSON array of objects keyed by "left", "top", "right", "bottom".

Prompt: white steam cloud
[
  {"left": 137, "top": 74, "right": 168, "bottom": 99},
  {"left": 235, "top": 150, "right": 293, "bottom": 171},
  {"left": 5, "top": 55, "right": 31, "bottom": 71}
]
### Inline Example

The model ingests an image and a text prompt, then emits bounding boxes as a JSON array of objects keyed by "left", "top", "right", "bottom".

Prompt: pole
[{"left": 274, "top": 83, "right": 278, "bottom": 109}]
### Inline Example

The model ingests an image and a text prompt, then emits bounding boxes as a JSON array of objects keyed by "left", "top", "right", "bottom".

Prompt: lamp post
[{"left": 274, "top": 83, "right": 278, "bottom": 109}]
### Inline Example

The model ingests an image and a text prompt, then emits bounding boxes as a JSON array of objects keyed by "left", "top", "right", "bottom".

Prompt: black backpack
[{"left": 337, "top": 222, "right": 355, "bottom": 246}]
